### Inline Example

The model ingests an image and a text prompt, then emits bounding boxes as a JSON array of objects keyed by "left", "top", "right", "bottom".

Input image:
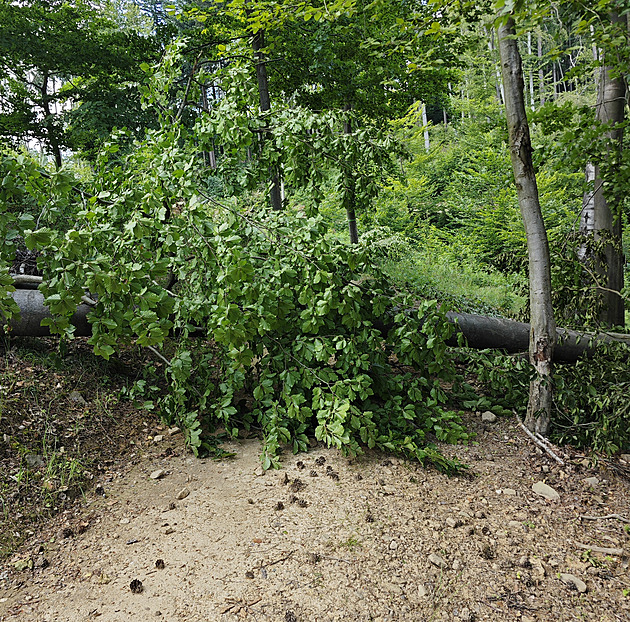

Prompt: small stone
[
  {"left": 532, "top": 481, "right": 560, "bottom": 501},
  {"left": 164, "top": 527, "right": 175, "bottom": 535},
  {"left": 69, "top": 390, "right": 88, "bottom": 406},
  {"left": 542, "top": 465, "right": 550, "bottom": 473},
  {"left": 119, "top": 518, "right": 130, "bottom": 525},
  {"left": 176, "top": 487, "right": 190, "bottom": 500},
  {"left": 150, "top": 469, "right": 166, "bottom": 480},
  {"left": 389, "top": 540, "right": 399, "bottom": 551},
  {"left": 560, "top": 573, "right": 587, "bottom": 593},
  {"left": 446, "top": 517, "right": 462, "bottom": 528},
  {"left": 508, "top": 521, "right": 522, "bottom": 529},
  {"left": 452, "top": 559, "right": 462, "bottom": 571},
  {"left": 583, "top": 477, "right": 599, "bottom": 487},
  {"left": 481, "top": 411, "right": 497, "bottom": 423},
  {"left": 25, "top": 454, "right": 45, "bottom": 469},
  {"left": 153, "top": 435, "right": 164, "bottom": 443},
  {"left": 428, "top": 553, "right": 448, "bottom": 569},
  {"left": 168, "top": 427, "right": 181, "bottom": 436},
  {"left": 620, "top": 454, "right": 630, "bottom": 464},
  {"left": 460, "top": 607, "right": 471, "bottom": 621},
  {"left": 503, "top": 488, "right": 517, "bottom": 496},
  {"left": 254, "top": 467, "right": 264, "bottom": 477},
  {"left": 417, "top": 584, "right": 428, "bottom": 598}
]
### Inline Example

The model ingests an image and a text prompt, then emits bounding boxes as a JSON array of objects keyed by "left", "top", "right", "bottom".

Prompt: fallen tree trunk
[
  {"left": 444, "top": 311, "right": 630, "bottom": 362},
  {"left": 4, "top": 289, "right": 630, "bottom": 362},
  {"left": 6, "top": 289, "right": 92, "bottom": 338}
]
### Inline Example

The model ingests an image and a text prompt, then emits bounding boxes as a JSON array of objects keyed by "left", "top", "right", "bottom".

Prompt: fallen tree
[{"left": 5, "top": 287, "right": 630, "bottom": 363}]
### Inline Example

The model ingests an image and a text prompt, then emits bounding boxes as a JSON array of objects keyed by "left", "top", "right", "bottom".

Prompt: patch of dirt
[
  {"left": 1, "top": 407, "right": 629, "bottom": 621},
  {"left": 0, "top": 337, "right": 157, "bottom": 558}
]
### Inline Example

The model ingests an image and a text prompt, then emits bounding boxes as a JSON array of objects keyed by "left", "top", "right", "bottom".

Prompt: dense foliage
[{"left": 1, "top": 0, "right": 630, "bottom": 466}]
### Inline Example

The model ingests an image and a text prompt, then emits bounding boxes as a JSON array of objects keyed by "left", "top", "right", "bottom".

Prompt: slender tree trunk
[
  {"left": 527, "top": 32, "right": 535, "bottom": 110},
  {"left": 201, "top": 85, "right": 217, "bottom": 169},
  {"left": 421, "top": 102, "right": 430, "bottom": 152},
  {"left": 343, "top": 117, "right": 359, "bottom": 244},
  {"left": 537, "top": 34, "right": 545, "bottom": 107},
  {"left": 40, "top": 71, "right": 62, "bottom": 169},
  {"left": 487, "top": 27, "right": 504, "bottom": 104},
  {"left": 579, "top": 19, "right": 626, "bottom": 327},
  {"left": 252, "top": 30, "right": 282, "bottom": 211},
  {"left": 498, "top": 18, "right": 556, "bottom": 435}
]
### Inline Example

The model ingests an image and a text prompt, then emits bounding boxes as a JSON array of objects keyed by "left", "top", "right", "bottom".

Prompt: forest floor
[{"left": 1, "top": 338, "right": 629, "bottom": 622}]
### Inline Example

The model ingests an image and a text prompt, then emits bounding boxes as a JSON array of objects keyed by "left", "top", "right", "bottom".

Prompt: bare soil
[{"left": 1, "top": 340, "right": 629, "bottom": 621}]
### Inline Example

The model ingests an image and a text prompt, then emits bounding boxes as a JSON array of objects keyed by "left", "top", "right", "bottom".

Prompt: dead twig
[
  {"left": 579, "top": 513, "right": 630, "bottom": 524},
  {"left": 515, "top": 414, "right": 564, "bottom": 465},
  {"left": 260, "top": 551, "right": 294, "bottom": 568},
  {"left": 575, "top": 542, "right": 625, "bottom": 556},
  {"left": 220, "top": 597, "right": 262, "bottom": 615},
  {"left": 146, "top": 345, "right": 171, "bottom": 367}
]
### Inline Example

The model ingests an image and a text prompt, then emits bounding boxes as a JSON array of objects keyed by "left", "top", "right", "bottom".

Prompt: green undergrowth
[
  {"left": 360, "top": 226, "right": 526, "bottom": 318},
  {"left": 460, "top": 346, "right": 630, "bottom": 455}
]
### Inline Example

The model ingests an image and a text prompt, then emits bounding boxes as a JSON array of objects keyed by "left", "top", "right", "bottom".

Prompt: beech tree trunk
[
  {"left": 421, "top": 102, "right": 430, "bottom": 152},
  {"left": 343, "top": 117, "right": 359, "bottom": 244},
  {"left": 537, "top": 34, "right": 545, "bottom": 107},
  {"left": 498, "top": 18, "right": 556, "bottom": 435},
  {"left": 527, "top": 32, "right": 535, "bottom": 110},
  {"left": 6, "top": 289, "right": 629, "bottom": 364},
  {"left": 252, "top": 30, "right": 283, "bottom": 212},
  {"left": 579, "top": 13, "right": 626, "bottom": 327}
]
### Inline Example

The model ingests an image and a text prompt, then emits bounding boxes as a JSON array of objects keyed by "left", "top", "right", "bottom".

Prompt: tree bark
[
  {"left": 252, "top": 30, "right": 282, "bottom": 211},
  {"left": 579, "top": 14, "right": 626, "bottom": 327},
  {"left": 498, "top": 18, "right": 556, "bottom": 435}
]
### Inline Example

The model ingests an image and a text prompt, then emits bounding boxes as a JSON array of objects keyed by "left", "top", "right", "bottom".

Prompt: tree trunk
[
  {"left": 252, "top": 30, "right": 282, "bottom": 211},
  {"left": 343, "top": 117, "right": 359, "bottom": 244},
  {"left": 487, "top": 27, "right": 504, "bottom": 105},
  {"left": 498, "top": 18, "right": 556, "bottom": 435},
  {"left": 201, "top": 85, "right": 217, "bottom": 170},
  {"left": 421, "top": 102, "right": 430, "bottom": 152},
  {"left": 537, "top": 34, "right": 545, "bottom": 107},
  {"left": 527, "top": 32, "right": 535, "bottom": 110},
  {"left": 40, "top": 71, "right": 62, "bottom": 169},
  {"left": 579, "top": 14, "right": 626, "bottom": 327},
  {"left": 7, "top": 288, "right": 630, "bottom": 363}
]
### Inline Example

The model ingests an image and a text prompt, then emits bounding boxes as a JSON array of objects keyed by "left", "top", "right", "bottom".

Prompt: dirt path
[{"left": 1, "top": 417, "right": 629, "bottom": 622}]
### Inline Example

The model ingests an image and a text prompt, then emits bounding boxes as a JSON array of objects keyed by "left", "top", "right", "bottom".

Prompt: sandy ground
[{"left": 1, "top": 417, "right": 629, "bottom": 622}]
